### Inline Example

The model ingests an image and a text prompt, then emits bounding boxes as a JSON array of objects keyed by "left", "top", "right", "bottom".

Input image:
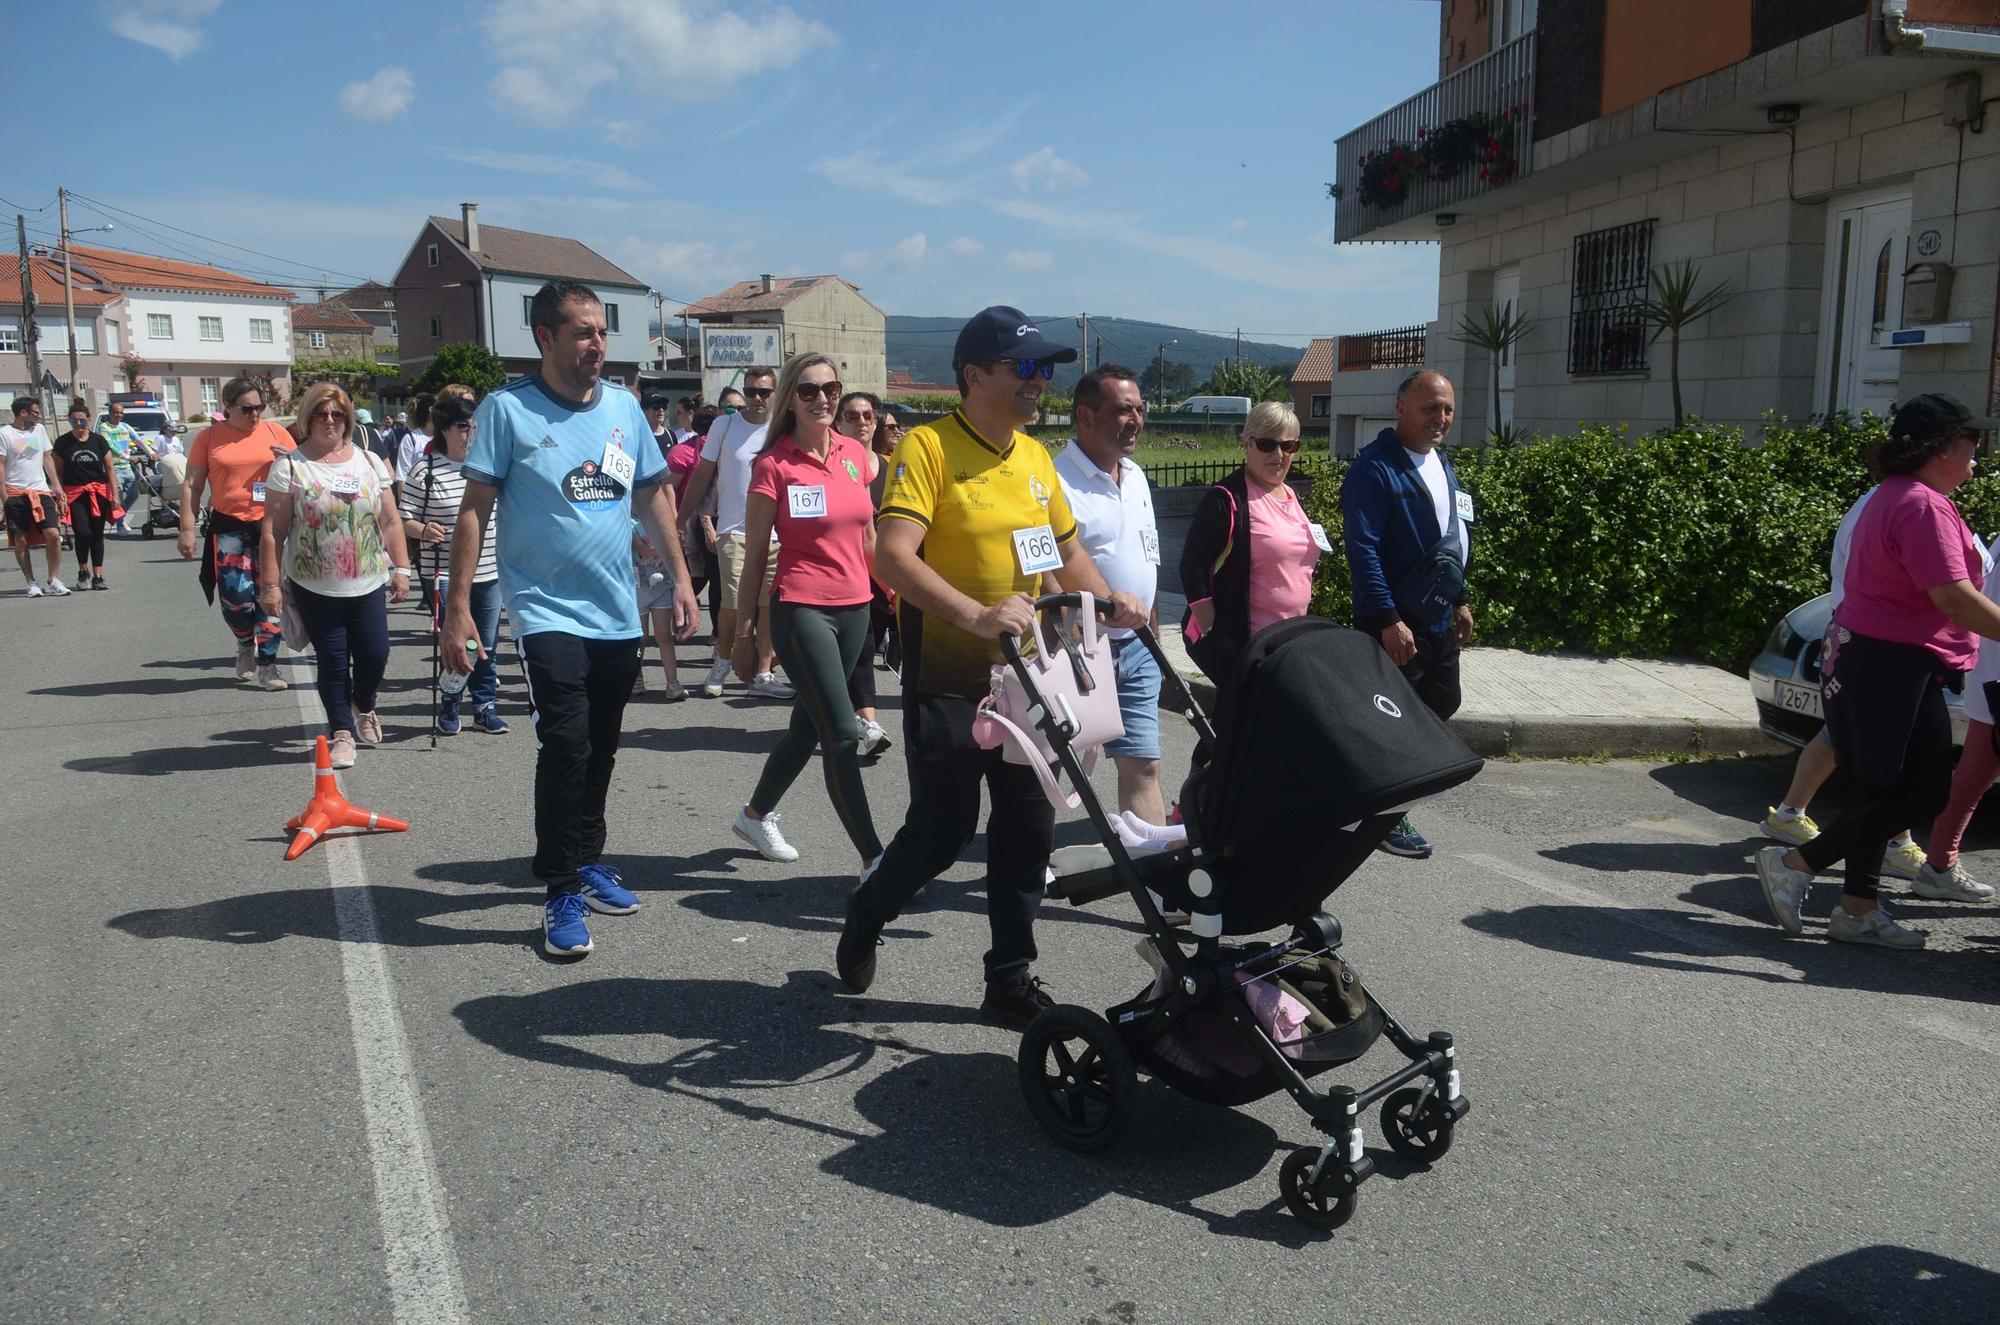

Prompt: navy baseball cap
[{"left": 953, "top": 306, "right": 1078, "bottom": 372}]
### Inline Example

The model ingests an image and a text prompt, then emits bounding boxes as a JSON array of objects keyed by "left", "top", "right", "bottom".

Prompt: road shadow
[
  {"left": 66, "top": 724, "right": 310, "bottom": 776},
  {"left": 1464, "top": 874, "right": 2000, "bottom": 1006},
  {"left": 453, "top": 972, "right": 1305, "bottom": 1238},
  {"left": 620, "top": 723, "right": 782, "bottom": 756},
  {"left": 1690, "top": 1245, "right": 2000, "bottom": 1324},
  {"left": 107, "top": 882, "right": 531, "bottom": 949},
  {"left": 1542, "top": 839, "right": 1766, "bottom": 877},
  {"left": 34, "top": 675, "right": 244, "bottom": 698}
]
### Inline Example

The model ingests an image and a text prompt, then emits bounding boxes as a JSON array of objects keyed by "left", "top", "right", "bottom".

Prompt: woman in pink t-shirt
[
  {"left": 1757, "top": 394, "right": 2000, "bottom": 950},
  {"left": 1178, "top": 402, "right": 1321, "bottom": 686},
  {"left": 725, "top": 353, "right": 884, "bottom": 872}
]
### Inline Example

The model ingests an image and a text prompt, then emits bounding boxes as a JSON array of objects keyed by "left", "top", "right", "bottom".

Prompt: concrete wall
[
  {"left": 125, "top": 291, "right": 292, "bottom": 372},
  {"left": 779, "top": 282, "right": 886, "bottom": 397},
  {"left": 1428, "top": 64, "right": 2000, "bottom": 439},
  {"left": 1327, "top": 366, "right": 1405, "bottom": 456}
]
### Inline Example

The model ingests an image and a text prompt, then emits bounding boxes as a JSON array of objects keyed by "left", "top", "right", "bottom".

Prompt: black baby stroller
[{"left": 997, "top": 596, "right": 1484, "bottom": 1231}]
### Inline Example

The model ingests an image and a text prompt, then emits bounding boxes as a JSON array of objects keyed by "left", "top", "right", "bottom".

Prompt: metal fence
[
  {"left": 1338, "top": 324, "right": 1428, "bottom": 372},
  {"left": 1331, "top": 31, "right": 1538, "bottom": 242},
  {"left": 1141, "top": 458, "right": 1244, "bottom": 488}
]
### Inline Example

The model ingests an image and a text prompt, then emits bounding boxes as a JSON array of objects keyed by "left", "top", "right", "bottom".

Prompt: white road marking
[
  {"left": 293, "top": 684, "right": 470, "bottom": 1323},
  {"left": 1465, "top": 849, "right": 2000, "bottom": 1057}
]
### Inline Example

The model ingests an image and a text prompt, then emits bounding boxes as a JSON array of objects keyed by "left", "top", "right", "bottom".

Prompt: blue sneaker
[
  {"left": 476, "top": 704, "right": 510, "bottom": 735},
  {"left": 579, "top": 863, "right": 640, "bottom": 915},
  {"left": 435, "top": 699, "right": 461, "bottom": 736},
  {"left": 1378, "top": 815, "right": 1434, "bottom": 859},
  {"left": 543, "top": 892, "right": 594, "bottom": 957}
]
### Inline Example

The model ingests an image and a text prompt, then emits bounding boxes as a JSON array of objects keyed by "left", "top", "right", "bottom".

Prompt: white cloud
[
  {"left": 604, "top": 119, "right": 649, "bottom": 149},
  {"left": 484, "top": 0, "right": 835, "bottom": 121},
  {"left": 339, "top": 67, "right": 414, "bottom": 122},
  {"left": 843, "top": 232, "right": 928, "bottom": 272},
  {"left": 1226, "top": 219, "right": 1251, "bottom": 235},
  {"left": 105, "top": 0, "right": 222, "bottom": 60},
  {"left": 1009, "top": 146, "right": 1087, "bottom": 193},
  {"left": 438, "top": 148, "right": 647, "bottom": 193},
  {"left": 945, "top": 237, "right": 984, "bottom": 255},
  {"left": 609, "top": 236, "right": 754, "bottom": 298},
  {"left": 1005, "top": 250, "right": 1053, "bottom": 271}
]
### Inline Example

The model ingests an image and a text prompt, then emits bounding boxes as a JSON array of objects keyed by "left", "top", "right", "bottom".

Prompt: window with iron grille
[{"left": 1569, "top": 219, "right": 1654, "bottom": 377}]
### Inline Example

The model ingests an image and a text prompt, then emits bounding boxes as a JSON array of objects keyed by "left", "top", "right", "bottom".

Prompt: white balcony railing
[{"left": 1332, "top": 32, "right": 1538, "bottom": 242}]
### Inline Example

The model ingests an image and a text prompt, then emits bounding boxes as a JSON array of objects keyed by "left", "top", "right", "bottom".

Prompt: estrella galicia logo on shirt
[{"left": 561, "top": 459, "right": 626, "bottom": 505}]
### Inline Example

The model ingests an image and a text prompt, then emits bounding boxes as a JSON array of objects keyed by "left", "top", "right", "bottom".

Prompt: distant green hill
[{"left": 885, "top": 315, "right": 1306, "bottom": 391}]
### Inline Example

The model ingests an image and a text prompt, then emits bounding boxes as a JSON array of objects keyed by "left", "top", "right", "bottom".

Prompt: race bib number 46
[{"left": 1012, "top": 524, "right": 1062, "bottom": 575}]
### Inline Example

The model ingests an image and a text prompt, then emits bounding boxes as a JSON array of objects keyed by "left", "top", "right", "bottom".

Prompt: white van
[{"left": 1171, "top": 395, "right": 1253, "bottom": 416}]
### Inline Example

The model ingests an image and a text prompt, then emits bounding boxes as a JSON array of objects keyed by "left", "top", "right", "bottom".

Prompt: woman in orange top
[{"left": 178, "top": 376, "right": 296, "bottom": 691}]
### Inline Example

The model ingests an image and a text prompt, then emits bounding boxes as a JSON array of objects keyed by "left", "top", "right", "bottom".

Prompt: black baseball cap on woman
[
  {"left": 1891, "top": 392, "right": 2000, "bottom": 440},
  {"left": 952, "top": 305, "right": 1079, "bottom": 372}
]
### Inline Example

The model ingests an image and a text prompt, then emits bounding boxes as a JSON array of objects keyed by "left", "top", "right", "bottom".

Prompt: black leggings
[
  {"left": 1800, "top": 633, "right": 1956, "bottom": 901},
  {"left": 291, "top": 582, "right": 390, "bottom": 736},
  {"left": 751, "top": 601, "right": 883, "bottom": 861},
  {"left": 69, "top": 496, "right": 106, "bottom": 569}
]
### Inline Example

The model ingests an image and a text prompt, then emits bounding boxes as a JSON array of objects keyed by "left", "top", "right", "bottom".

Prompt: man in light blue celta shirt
[{"left": 444, "top": 280, "right": 699, "bottom": 959}]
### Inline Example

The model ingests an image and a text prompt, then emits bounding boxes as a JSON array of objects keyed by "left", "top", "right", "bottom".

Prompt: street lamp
[{"left": 1155, "top": 338, "right": 1177, "bottom": 409}]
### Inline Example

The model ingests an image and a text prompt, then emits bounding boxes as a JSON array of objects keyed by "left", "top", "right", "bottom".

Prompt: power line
[
  {"left": 2, "top": 193, "right": 56, "bottom": 215},
  {"left": 66, "top": 189, "right": 376, "bottom": 286}
]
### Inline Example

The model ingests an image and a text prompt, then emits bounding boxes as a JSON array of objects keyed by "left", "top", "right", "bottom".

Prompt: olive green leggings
[{"left": 749, "top": 601, "right": 884, "bottom": 862}]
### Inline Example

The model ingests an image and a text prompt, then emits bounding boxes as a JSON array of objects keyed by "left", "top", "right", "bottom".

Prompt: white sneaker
[
  {"left": 700, "top": 657, "right": 732, "bottom": 698},
  {"left": 1913, "top": 861, "right": 1996, "bottom": 903},
  {"left": 23, "top": 581, "right": 41, "bottom": 598},
  {"left": 1755, "top": 845, "right": 1811, "bottom": 935},
  {"left": 858, "top": 717, "right": 890, "bottom": 755},
  {"left": 43, "top": 577, "right": 71, "bottom": 597},
  {"left": 255, "top": 662, "right": 288, "bottom": 692},
  {"left": 235, "top": 641, "right": 256, "bottom": 681},
  {"left": 1827, "top": 903, "right": 1926, "bottom": 949},
  {"left": 1881, "top": 838, "right": 1926, "bottom": 882},
  {"left": 748, "top": 671, "right": 795, "bottom": 700},
  {"left": 732, "top": 808, "right": 799, "bottom": 862}
]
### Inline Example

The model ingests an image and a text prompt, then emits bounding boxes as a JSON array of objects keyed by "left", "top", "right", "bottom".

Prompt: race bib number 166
[{"left": 1012, "top": 524, "right": 1062, "bottom": 575}]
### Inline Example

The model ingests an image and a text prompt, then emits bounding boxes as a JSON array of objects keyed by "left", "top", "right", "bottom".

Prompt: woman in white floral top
[{"left": 259, "top": 382, "right": 411, "bottom": 769}]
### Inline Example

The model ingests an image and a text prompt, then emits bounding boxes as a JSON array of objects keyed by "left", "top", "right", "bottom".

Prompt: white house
[{"left": 66, "top": 243, "right": 294, "bottom": 420}]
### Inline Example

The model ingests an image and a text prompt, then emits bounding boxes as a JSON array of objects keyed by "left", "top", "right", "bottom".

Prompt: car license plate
[{"left": 1775, "top": 680, "right": 1823, "bottom": 719}]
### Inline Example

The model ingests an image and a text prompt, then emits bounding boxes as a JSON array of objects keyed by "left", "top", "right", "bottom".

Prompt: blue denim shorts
[{"left": 1103, "top": 635, "right": 1163, "bottom": 760}]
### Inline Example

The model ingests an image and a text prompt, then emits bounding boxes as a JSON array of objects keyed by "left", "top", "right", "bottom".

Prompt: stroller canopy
[{"left": 1190, "top": 617, "right": 1483, "bottom": 853}]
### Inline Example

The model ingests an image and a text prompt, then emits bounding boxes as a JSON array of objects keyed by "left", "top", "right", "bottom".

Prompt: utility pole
[
  {"left": 17, "top": 215, "right": 44, "bottom": 413},
  {"left": 654, "top": 290, "right": 666, "bottom": 366},
  {"left": 1077, "top": 312, "right": 1089, "bottom": 375},
  {"left": 57, "top": 188, "right": 79, "bottom": 403},
  {"left": 1236, "top": 327, "right": 1242, "bottom": 370}
]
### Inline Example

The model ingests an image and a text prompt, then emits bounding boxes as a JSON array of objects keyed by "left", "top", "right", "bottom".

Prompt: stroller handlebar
[{"left": 997, "top": 592, "right": 1119, "bottom": 667}]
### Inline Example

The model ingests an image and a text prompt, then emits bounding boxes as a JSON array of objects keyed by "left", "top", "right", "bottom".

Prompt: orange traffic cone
[{"left": 285, "top": 735, "right": 411, "bottom": 860}]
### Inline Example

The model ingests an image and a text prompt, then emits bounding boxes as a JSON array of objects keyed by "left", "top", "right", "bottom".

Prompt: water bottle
[{"left": 440, "top": 639, "right": 479, "bottom": 698}]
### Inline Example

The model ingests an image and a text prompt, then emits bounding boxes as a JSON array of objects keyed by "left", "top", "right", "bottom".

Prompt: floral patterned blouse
[{"left": 265, "top": 446, "right": 396, "bottom": 597}]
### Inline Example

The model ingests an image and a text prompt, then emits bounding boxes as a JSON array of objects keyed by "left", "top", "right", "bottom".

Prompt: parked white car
[{"left": 1746, "top": 593, "right": 1967, "bottom": 749}]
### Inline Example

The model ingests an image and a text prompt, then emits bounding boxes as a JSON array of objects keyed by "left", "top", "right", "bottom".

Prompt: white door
[
  {"left": 1819, "top": 193, "right": 1911, "bottom": 418},
  {"left": 1494, "top": 268, "right": 1521, "bottom": 430},
  {"left": 161, "top": 380, "right": 181, "bottom": 418}
]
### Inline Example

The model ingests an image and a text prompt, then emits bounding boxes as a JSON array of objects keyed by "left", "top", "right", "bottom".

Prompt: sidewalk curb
[{"left": 1160, "top": 635, "right": 1787, "bottom": 761}]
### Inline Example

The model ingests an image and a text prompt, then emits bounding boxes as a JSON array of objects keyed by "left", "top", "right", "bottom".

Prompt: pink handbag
[{"left": 972, "top": 592, "right": 1126, "bottom": 810}]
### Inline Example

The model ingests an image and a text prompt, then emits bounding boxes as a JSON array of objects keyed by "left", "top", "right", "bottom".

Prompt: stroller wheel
[
  {"left": 1017, "top": 1005, "right": 1137, "bottom": 1153},
  {"left": 1279, "top": 1148, "right": 1357, "bottom": 1231},
  {"left": 142, "top": 523, "right": 155, "bottom": 539},
  {"left": 1382, "top": 1087, "right": 1455, "bottom": 1164}
]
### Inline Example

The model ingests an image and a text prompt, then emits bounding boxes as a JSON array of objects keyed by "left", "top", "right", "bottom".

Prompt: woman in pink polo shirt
[
  {"left": 1757, "top": 394, "right": 2000, "bottom": 951},
  {"left": 726, "top": 353, "right": 884, "bottom": 870}
]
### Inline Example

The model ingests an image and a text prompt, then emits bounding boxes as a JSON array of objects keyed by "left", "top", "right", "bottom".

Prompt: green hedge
[{"left": 1296, "top": 415, "right": 2000, "bottom": 673}]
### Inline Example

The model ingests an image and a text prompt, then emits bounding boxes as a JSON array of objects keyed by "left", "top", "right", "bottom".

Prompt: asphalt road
[{"left": 5, "top": 541, "right": 2000, "bottom": 1324}]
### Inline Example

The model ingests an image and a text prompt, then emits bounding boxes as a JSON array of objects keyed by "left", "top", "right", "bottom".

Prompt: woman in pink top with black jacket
[
  {"left": 1757, "top": 394, "right": 2000, "bottom": 950},
  {"left": 1178, "top": 401, "right": 1321, "bottom": 687},
  {"left": 725, "top": 353, "right": 884, "bottom": 870}
]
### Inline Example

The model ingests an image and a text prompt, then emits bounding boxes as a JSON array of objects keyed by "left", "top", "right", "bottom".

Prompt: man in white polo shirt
[
  {"left": 677, "top": 366, "right": 792, "bottom": 699},
  {"left": 1053, "top": 364, "right": 1165, "bottom": 823}
]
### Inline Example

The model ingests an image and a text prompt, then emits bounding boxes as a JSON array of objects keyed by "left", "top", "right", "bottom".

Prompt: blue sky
[{"left": 16, "top": 0, "right": 1443, "bottom": 347}]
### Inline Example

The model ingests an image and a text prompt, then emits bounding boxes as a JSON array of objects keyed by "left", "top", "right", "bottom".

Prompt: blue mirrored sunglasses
[{"left": 1005, "top": 358, "right": 1057, "bottom": 382}]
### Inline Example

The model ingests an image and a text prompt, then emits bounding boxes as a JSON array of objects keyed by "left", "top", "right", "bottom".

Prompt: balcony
[
  {"left": 1331, "top": 32, "right": 1537, "bottom": 244},
  {"left": 1337, "top": 324, "right": 1427, "bottom": 373}
]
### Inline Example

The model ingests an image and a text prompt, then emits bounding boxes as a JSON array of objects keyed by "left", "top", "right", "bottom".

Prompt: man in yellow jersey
[{"left": 837, "top": 306, "right": 1146, "bottom": 1028}]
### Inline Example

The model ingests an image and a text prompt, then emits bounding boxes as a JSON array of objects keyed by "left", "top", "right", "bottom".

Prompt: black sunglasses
[
  {"left": 741, "top": 386, "right": 774, "bottom": 400},
  {"left": 795, "top": 381, "right": 844, "bottom": 403},
  {"left": 1250, "top": 436, "right": 1302, "bottom": 456},
  {"left": 234, "top": 402, "right": 266, "bottom": 413}
]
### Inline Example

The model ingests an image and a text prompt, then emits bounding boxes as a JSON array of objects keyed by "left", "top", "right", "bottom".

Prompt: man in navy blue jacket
[{"left": 1340, "top": 370, "right": 1475, "bottom": 859}]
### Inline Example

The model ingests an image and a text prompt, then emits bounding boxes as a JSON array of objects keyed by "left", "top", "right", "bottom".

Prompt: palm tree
[
  {"left": 1450, "top": 302, "right": 1534, "bottom": 437},
  {"left": 1633, "top": 259, "right": 1735, "bottom": 429}
]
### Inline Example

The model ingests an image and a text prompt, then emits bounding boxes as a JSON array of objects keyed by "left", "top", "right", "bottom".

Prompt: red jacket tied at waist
[{"left": 64, "top": 481, "right": 123, "bottom": 522}]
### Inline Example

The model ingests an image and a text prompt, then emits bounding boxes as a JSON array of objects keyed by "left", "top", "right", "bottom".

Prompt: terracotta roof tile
[
  {"left": 66, "top": 243, "right": 294, "bottom": 298},
  {"left": 293, "top": 302, "right": 373, "bottom": 331},
  {"left": 0, "top": 256, "right": 119, "bottom": 308},
  {"left": 1292, "top": 338, "right": 1335, "bottom": 383},
  {"left": 683, "top": 275, "right": 875, "bottom": 318},
  {"left": 427, "top": 217, "right": 644, "bottom": 287}
]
